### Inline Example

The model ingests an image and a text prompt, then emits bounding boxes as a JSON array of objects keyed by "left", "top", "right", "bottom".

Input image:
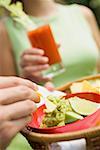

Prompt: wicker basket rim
[
  {"left": 56, "top": 74, "right": 100, "bottom": 91},
  {"left": 23, "top": 126, "right": 100, "bottom": 143}
]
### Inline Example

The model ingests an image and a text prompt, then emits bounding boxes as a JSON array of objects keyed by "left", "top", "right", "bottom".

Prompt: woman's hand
[
  {"left": 20, "top": 48, "right": 52, "bottom": 84},
  {"left": 0, "top": 77, "right": 40, "bottom": 150}
]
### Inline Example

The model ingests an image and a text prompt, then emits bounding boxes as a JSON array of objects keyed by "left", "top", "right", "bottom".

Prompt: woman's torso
[
  {"left": 5, "top": 4, "right": 99, "bottom": 88},
  {"left": 31, "top": 4, "right": 99, "bottom": 87}
]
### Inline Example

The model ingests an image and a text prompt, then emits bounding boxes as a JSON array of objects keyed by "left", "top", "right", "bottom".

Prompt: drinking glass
[{"left": 28, "top": 25, "right": 65, "bottom": 78}]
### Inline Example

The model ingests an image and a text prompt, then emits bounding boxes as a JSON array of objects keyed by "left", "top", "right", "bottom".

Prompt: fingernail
[
  {"left": 32, "top": 103, "right": 37, "bottom": 112},
  {"left": 33, "top": 83, "right": 38, "bottom": 91},
  {"left": 44, "top": 57, "right": 49, "bottom": 62},
  {"left": 36, "top": 91, "right": 43, "bottom": 97},
  {"left": 44, "top": 64, "right": 49, "bottom": 68},
  {"left": 40, "top": 50, "right": 45, "bottom": 55}
]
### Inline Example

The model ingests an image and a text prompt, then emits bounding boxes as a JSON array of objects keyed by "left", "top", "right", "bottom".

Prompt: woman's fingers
[
  {"left": 21, "top": 55, "right": 49, "bottom": 67},
  {"left": 22, "top": 64, "right": 49, "bottom": 74},
  {"left": 11, "top": 115, "right": 32, "bottom": 131},
  {"left": 0, "top": 85, "right": 40, "bottom": 105},
  {"left": 0, "top": 76, "right": 41, "bottom": 150},
  {"left": 16, "top": 77, "right": 38, "bottom": 91},
  {"left": 31, "top": 74, "right": 52, "bottom": 84},
  {"left": 2, "top": 100, "right": 36, "bottom": 120},
  {"left": 0, "top": 77, "right": 38, "bottom": 91},
  {"left": 0, "top": 116, "right": 31, "bottom": 150},
  {"left": 44, "top": 82, "right": 55, "bottom": 91},
  {"left": 21, "top": 48, "right": 44, "bottom": 56}
]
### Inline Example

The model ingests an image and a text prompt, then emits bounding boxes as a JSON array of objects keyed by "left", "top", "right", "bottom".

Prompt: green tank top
[
  {"left": 5, "top": 4, "right": 99, "bottom": 88},
  {"left": 7, "top": 133, "right": 32, "bottom": 150}
]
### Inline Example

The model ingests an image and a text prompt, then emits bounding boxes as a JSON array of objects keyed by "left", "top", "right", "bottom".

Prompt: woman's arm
[
  {"left": 80, "top": 5, "right": 100, "bottom": 71},
  {"left": 0, "top": 20, "right": 16, "bottom": 75}
]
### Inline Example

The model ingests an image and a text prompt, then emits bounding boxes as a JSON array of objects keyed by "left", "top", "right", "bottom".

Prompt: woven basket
[
  {"left": 56, "top": 74, "right": 100, "bottom": 92},
  {"left": 23, "top": 74, "right": 100, "bottom": 150}
]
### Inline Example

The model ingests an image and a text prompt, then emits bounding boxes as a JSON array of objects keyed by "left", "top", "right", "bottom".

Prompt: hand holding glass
[{"left": 28, "top": 25, "right": 65, "bottom": 78}]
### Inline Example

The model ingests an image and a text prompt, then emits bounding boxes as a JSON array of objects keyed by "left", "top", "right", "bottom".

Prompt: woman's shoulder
[
  {"left": 57, "top": 4, "right": 80, "bottom": 12},
  {"left": 58, "top": 4, "right": 95, "bottom": 29},
  {"left": 57, "top": 4, "right": 82, "bottom": 19},
  {"left": 78, "top": 5, "right": 96, "bottom": 22},
  {"left": 58, "top": 3, "right": 93, "bottom": 17},
  {"left": 68, "top": 4, "right": 96, "bottom": 29}
]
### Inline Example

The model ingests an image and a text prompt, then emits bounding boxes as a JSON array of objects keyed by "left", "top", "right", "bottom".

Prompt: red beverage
[{"left": 28, "top": 25, "right": 61, "bottom": 65}]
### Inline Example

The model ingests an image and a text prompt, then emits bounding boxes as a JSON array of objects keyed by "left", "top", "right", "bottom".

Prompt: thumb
[{"left": 44, "top": 82, "right": 55, "bottom": 91}]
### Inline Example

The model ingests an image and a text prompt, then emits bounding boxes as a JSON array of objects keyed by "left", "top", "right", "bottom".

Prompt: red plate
[{"left": 27, "top": 92, "right": 100, "bottom": 134}]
